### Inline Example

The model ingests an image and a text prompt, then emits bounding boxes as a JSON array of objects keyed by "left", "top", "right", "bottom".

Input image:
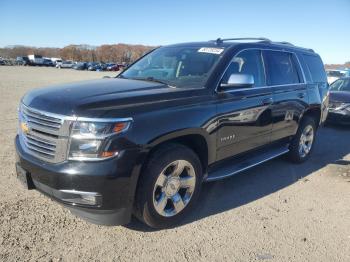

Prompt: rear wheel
[
  {"left": 288, "top": 116, "right": 316, "bottom": 163},
  {"left": 135, "top": 144, "right": 203, "bottom": 228}
]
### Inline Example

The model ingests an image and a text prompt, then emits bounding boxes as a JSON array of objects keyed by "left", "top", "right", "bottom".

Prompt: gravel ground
[{"left": 0, "top": 66, "right": 349, "bottom": 262}]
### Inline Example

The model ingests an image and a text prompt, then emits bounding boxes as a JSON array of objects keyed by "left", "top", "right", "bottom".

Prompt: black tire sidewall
[
  {"left": 289, "top": 116, "right": 317, "bottom": 163},
  {"left": 136, "top": 144, "right": 203, "bottom": 228}
]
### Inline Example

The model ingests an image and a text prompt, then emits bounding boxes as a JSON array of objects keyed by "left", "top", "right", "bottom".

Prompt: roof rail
[
  {"left": 277, "top": 41, "right": 294, "bottom": 46},
  {"left": 212, "top": 37, "right": 271, "bottom": 44},
  {"left": 211, "top": 37, "right": 315, "bottom": 53},
  {"left": 274, "top": 41, "right": 314, "bottom": 52}
]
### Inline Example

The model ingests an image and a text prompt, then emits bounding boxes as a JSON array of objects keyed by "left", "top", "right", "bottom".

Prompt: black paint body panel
[{"left": 16, "top": 41, "right": 328, "bottom": 225}]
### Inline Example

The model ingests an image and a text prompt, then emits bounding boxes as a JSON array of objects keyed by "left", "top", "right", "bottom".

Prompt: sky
[{"left": 0, "top": 0, "right": 349, "bottom": 64}]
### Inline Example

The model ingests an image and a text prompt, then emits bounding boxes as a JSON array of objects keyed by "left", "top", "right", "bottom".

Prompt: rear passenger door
[{"left": 263, "top": 50, "right": 308, "bottom": 141}]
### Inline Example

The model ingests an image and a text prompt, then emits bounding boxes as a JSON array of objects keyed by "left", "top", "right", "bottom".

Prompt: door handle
[{"left": 262, "top": 98, "right": 273, "bottom": 105}]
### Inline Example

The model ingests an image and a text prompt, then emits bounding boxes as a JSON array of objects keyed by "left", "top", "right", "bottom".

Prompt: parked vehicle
[
  {"left": 327, "top": 77, "right": 350, "bottom": 125},
  {"left": 108, "top": 64, "right": 126, "bottom": 71},
  {"left": 28, "top": 54, "right": 44, "bottom": 66},
  {"left": 87, "top": 62, "right": 107, "bottom": 71},
  {"left": 43, "top": 59, "right": 54, "bottom": 67},
  {"left": 54, "top": 59, "right": 62, "bottom": 66},
  {"left": 56, "top": 60, "right": 74, "bottom": 69},
  {"left": 15, "top": 38, "right": 329, "bottom": 228},
  {"left": 16, "top": 56, "right": 31, "bottom": 66},
  {"left": 99, "top": 63, "right": 108, "bottom": 71},
  {"left": 326, "top": 69, "right": 348, "bottom": 84},
  {"left": 72, "top": 62, "right": 88, "bottom": 70},
  {"left": 106, "top": 63, "right": 116, "bottom": 70},
  {"left": 87, "top": 62, "right": 99, "bottom": 71},
  {"left": 0, "top": 59, "right": 5, "bottom": 66},
  {"left": 51, "top": 57, "right": 62, "bottom": 64}
]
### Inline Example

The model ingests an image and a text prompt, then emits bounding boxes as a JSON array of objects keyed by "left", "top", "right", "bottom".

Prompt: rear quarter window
[
  {"left": 264, "top": 51, "right": 301, "bottom": 86},
  {"left": 303, "top": 55, "right": 327, "bottom": 83}
]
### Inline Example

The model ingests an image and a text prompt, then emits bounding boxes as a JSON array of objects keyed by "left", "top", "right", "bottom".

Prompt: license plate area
[{"left": 16, "top": 164, "right": 35, "bottom": 190}]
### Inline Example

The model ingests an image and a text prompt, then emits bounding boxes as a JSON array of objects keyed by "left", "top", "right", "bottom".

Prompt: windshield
[
  {"left": 120, "top": 46, "right": 225, "bottom": 88},
  {"left": 330, "top": 78, "right": 350, "bottom": 92}
]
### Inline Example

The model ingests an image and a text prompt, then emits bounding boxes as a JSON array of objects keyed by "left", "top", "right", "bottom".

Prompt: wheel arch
[
  {"left": 144, "top": 128, "right": 212, "bottom": 175},
  {"left": 301, "top": 106, "right": 322, "bottom": 127}
]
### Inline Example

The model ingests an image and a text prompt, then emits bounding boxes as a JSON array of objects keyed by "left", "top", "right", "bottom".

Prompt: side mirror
[{"left": 220, "top": 74, "right": 254, "bottom": 89}]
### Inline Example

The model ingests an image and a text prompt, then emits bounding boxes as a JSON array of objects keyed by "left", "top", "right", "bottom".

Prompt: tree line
[
  {"left": 0, "top": 43, "right": 155, "bottom": 63},
  {"left": 324, "top": 62, "right": 350, "bottom": 69},
  {"left": 1, "top": 44, "right": 349, "bottom": 68}
]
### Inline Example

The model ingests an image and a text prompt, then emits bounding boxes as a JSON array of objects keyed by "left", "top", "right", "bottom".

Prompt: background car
[
  {"left": 16, "top": 56, "right": 31, "bottom": 66},
  {"left": 54, "top": 59, "right": 62, "bottom": 66},
  {"left": 43, "top": 59, "right": 54, "bottom": 67},
  {"left": 56, "top": 60, "right": 74, "bottom": 69},
  {"left": 106, "top": 63, "right": 115, "bottom": 70},
  {"left": 326, "top": 69, "right": 348, "bottom": 84},
  {"left": 87, "top": 62, "right": 107, "bottom": 71},
  {"left": 327, "top": 77, "right": 350, "bottom": 125},
  {"left": 99, "top": 63, "right": 108, "bottom": 71},
  {"left": 87, "top": 62, "right": 98, "bottom": 71},
  {"left": 72, "top": 62, "right": 88, "bottom": 70},
  {"left": 108, "top": 64, "right": 126, "bottom": 71}
]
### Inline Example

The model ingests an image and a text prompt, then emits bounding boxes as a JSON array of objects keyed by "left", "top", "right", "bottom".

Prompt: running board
[{"left": 206, "top": 145, "right": 290, "bottom": 182}]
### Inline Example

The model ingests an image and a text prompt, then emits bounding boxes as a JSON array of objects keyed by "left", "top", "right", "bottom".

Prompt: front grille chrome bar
[{"left": 18, "top": 104, "right": 73, "bottom": 163}]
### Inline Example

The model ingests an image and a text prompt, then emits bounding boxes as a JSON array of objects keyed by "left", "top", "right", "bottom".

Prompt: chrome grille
[
  {"left": 18, "top": 104, "right": 73, "bottom": 163},
  {"left": 21, "top": 105, "right": 63, "bottom": 135},
  {"left": 22, "top": 133, "right": 56, "bottom": 158}
]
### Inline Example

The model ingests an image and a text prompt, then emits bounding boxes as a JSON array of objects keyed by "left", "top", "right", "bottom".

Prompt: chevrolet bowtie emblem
[{"left": 20, "top": 121, "right": 29, "bottom": 134}]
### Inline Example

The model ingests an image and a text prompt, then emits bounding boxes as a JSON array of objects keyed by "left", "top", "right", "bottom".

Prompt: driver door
[{"left": 216, "top": 49, "right": 273, "bottom": 161}]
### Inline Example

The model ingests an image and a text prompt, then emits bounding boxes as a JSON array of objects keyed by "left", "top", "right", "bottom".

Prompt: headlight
[
  {"left": 344, "top": 104, "right": 350, "bottom": 112},
  {"left": 335, "top": 103, "right": 350, "bottom": 113},
  {"left": 68, "top": 120, "right": 131, "bottom": 161}
]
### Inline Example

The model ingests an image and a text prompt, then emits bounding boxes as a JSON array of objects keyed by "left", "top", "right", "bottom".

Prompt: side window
[
  {"left": 265, "top": 51, "right": 300, "bottom": 85},
  {"left": 297, "top": 54, "right": 312, "bottom": 82},
  {"left": 303, "top": 55, "right": 327, "bottom": 83},
  {"left": 222, "top": 50, "right": 265, "bottom": 87}
]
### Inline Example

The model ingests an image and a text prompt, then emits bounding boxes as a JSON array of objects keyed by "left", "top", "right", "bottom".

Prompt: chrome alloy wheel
[
  {"left": 152, "top": 160, "right": 196, "bottom": 217},
  {"left": 299, "top": 124, "right": 314, "bottom": 158}
]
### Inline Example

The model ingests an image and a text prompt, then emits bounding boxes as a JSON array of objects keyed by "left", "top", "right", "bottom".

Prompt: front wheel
[
  {"left": 288, "top": 116, "right": 317, "bottom": 163},
  {"left": 135, "top": 144, "right": 203, "bottom": 228}
]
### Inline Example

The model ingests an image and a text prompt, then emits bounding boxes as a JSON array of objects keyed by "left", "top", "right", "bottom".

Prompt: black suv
[{"left": 15, "top": 38, "right": 329, "bottom": 228}]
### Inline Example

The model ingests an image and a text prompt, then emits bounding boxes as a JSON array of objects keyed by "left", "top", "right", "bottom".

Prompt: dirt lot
[{"left": 0, "top": 66, "right": 349, "bottom": 262}]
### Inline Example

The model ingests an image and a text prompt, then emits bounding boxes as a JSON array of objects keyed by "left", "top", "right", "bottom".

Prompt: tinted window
[
  {"left": 303, "top": 55, "right": 327, "bottom": 83},
  {"left": 265, "top": 51, "right": 300, "bottom": 85},
  {"left": 330, "top": 78, "right": 350, "bottom": 92},
  {"left": 297, "top": 55, "right": 312, "bottom": 82},
  {"left": 222, "top": 50, "right": 265, "bottom": 87}
]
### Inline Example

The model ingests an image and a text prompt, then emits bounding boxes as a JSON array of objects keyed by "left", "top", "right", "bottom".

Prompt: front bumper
[
  {"left": 327, "top": 111, "right": 350, "bottom": 125},
  {"left": 15, "top": 135, "right": 142, "bottom": 226}
]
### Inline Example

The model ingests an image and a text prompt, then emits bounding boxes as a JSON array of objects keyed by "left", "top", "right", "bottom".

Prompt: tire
[
  {"left": 288, "top": 116, "right": 317, "bottom": 163},
  {"left": 135, "top": 144, "right": 203, "bottom": 229}
]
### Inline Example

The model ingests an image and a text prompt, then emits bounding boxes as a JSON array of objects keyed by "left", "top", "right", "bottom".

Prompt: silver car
[{"left": 56, "top": 60, "right": 74, "bottom": 69}]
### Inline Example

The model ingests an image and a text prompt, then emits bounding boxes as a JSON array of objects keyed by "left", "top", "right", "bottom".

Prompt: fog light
[
  {"left": 81, "top": 194, "right": 97, "bottom": 204},
  {"left": 59, "top": 190, "right": 102, "bottom": 206}
]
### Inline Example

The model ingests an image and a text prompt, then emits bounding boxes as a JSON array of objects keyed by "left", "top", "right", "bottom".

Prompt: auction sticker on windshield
[{"left": 198, "top": 47, "right": 224, "bottom": 54}]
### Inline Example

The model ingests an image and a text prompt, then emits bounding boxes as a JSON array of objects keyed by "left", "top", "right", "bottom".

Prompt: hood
[
  {"left": 329, "top": 91, "right": 350, "bottom": 103},
  {"left": 22, "top": 78, "right": 204, "bottom": 117}
]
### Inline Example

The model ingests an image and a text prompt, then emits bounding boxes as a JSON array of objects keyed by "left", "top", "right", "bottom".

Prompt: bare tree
[{"left": 1, "top": 43, "right": 154, "bottom": 62}]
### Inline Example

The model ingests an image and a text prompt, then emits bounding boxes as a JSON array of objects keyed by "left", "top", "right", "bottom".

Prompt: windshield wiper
[{"left": 124, "top": 76, "right": 176, "bottom": 88}]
